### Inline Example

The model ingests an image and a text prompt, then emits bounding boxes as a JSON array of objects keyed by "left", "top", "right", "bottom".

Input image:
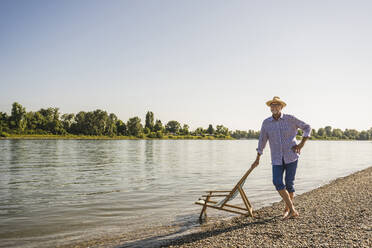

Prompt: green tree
[
  {"left": 317, "top": 128, "right": 325, "bottom": 137},
  {"left": 91, "top": 109, "right": 109, "bottom": 135},
  {"left": 344, "top": 129, "right": 359, "bottom": 139},
  {"left": 207, "top": 124, "right": 214, "bottom": 135},
  {"left": 311, "top": 129, "right": 317, "bottom": 138},
  {"left": 0, "top": 112, "right": 9, "bottom": 133},
  {"left": 25, "top": 112, "right": 37, "bottom": 131},
  {"left": 194, "top": 127, "right": 204, "bottom": 136},
  {"left": 332, "top": 128, "right": 343, "bottom": 139},
  {"left": 357, "top": 131, "right": 369, "bottom": 140},
  {"left": 297, "top": 129, "right": 303, "bottom": 136},
  {"left": 165, "top": 120, "right": 181, "bottom": 134},
  {"left": 72, "top": 111, "right": 86, "bottom": 134},
  {"left": 232, "top": 130, "right": 247, "bottom": 139},
  {"left": 105, "top": 113, "right": 118, "bottom": 136},
  {"left": 248, "top": 129, "right": 259, "bottom": 139},
  {"left": 181, "top": 124, "right": 189, "bottom": 135},
  {"left": 153, "top": 119, "right": 163, "bottom": 132},
  {"left": 216, "top": 125, "right": 229, "bottom": 136},
  {"left": 10, "top": 102, "right": 27, "bottom": 132},
  {"left": 156, "top": 130, "right": 163, "bottom": 138},
  {"left": 38, "top": 107, "right": 65, "bottom": 134},
  {"left": 127, "top": 117, "right": 143, "bottom": 137},
  {"left": 325, "top": 126, "right": 332, "bottom": 137},
  {"left": 144, "top": 127, "right": 151, "bottom": 135},
  {"left": 116, "top": 120, "right": 127, "bottom": 136},
  {"left": 145, "top": 111, "right": 154, "bottom": 131},
  {"left": 61, "top": 113, "right": 75, "bottom": 133},
  {"left": 73, "top": 109, "right": 115, "bottom": 136}
]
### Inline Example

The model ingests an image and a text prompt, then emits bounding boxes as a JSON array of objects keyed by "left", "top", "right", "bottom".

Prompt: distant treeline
[
  {"left": 0, "top": 102, "right": 371, "bottom": 140},
  {"left": 0, "top": 102, "right": 258, "bottom": 139},
  {"left": 306, "top": 126, "right": 372, "bottom": 140}
]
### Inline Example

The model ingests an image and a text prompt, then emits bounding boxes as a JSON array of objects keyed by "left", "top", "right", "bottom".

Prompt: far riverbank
[
  {"left": 1, "top": 134, "right": 369, "bottom": 141},
  {"left": 0, "top": 134, "right": 234, "bottom": 140}
]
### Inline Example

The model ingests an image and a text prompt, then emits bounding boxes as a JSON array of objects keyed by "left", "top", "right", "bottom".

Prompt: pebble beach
[
  {"left": 162, "top": 166, "right": 372, "bottom": 248},
  {"left": 59, "top": 166, "right": 371, "bottom": 248}
]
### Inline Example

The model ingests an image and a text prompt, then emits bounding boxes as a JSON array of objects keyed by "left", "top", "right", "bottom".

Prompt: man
[{"left": 251, "top": 96, "right": 311, "bottom": 220}]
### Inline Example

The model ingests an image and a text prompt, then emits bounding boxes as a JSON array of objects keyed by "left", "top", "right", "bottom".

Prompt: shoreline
[
  {"left": 56, "top": 166, "right": 371, "bottom": 248},
  {"left": 0, "top": 134, "right": 235, "bottom": 140},
  {"left": 162, "top": 166, "right": 372, "bottom": 248},
  {"left": 0, "top": 134, "right": 368, "bottom": 141}
]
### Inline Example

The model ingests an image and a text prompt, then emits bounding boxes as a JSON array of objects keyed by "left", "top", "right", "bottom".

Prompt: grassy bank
[
  {"left": 0, "top": 134, "right": 235, "bottom": 140},
  {"left": 1, "top": 133, "right": 366, "bottom": 141}
]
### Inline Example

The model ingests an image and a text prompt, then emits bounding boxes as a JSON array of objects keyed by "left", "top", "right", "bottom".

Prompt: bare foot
[
  {"left": 282, "top": 208, "right": 290, "bottom": 219},
  {"left": 290, "top": 209, "right": 299, "bottom": 219},
  {"left": 282, "top": 209, "right": 299, "bottom": 220}
]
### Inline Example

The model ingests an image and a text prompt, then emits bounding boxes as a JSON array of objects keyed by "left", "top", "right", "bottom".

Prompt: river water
[{"left": 0, "top": 139, "right": 371, "bottom": 247}]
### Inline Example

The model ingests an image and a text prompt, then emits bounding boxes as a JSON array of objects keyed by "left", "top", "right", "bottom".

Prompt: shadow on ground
[{"left": 116, "top": 214, "right": 279, "bottom": 248}]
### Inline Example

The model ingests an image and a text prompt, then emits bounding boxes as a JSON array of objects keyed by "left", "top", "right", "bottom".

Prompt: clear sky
[{"left": 1, "top": 0, "right": 371, "bottom": 131}]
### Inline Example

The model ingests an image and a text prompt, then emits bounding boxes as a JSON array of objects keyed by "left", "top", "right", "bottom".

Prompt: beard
[{"left": 271, "top": 109, "right": 280, "bottom": 115}]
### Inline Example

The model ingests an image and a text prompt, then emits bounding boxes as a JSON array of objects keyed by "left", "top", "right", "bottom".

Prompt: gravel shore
[
  {"left": 161, "top": 167, "right": 372, "bottom": 248},
  {"left": 59, "top": 167, "right": 371, "bottom": 248}
]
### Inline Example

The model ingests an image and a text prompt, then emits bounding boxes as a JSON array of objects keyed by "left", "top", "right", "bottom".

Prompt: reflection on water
[{"left": 0, "top": 140, "right": 371, "bottom": 247}]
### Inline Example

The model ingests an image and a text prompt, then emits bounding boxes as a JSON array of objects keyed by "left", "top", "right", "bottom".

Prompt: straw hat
[{"left": 266, "top": 96, "right": 287, "bottom": 107}]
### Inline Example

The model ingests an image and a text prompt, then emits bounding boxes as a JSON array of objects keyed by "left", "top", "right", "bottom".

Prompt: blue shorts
[{"left": 272, "top": 159, "right": 298, "bottom": 192}]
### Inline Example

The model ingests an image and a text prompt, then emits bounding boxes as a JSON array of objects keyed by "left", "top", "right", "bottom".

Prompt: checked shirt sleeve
[
  {"left": 292, "top": 116, "right": 311, "bottom": 137},
  {"left": 256, "top": 122, "right": 268, "bottom": 155}
]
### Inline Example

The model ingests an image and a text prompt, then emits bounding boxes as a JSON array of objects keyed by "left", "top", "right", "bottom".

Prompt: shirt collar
[{"left": 269, "top": 112, "right": 284, "bottom": 121}]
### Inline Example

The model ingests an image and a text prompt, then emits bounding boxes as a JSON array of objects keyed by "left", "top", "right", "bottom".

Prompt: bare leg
[
  {"left": 278, "top": 189, "right": 298, "bottom": 219},
  {"left": 284, "top": 192, "right": 294, "bottom": 213}
]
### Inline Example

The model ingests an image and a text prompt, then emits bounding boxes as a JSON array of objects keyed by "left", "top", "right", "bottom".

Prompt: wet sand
[{"left": 58, "top": 166, "right": 371, "bottom": 248}]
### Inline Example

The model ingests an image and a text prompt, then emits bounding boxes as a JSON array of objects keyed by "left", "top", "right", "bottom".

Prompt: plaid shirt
[{"left": 256, "top": 113, "right": 311, "bottom": 165}]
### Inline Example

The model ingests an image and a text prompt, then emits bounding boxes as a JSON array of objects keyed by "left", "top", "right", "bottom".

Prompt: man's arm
[
  {"left": 251, "top": 152, "right": 261, "bottom": 168},
  {"left": 252, "top": 123, "right": 268, "bottom": 168},
  {"left": 292, "top": 115, "right": 311, "bottom": 137},
  {"left": 292, "top": 136, "right": 309, "bottom": 154},
  {"left": 291, "top": 116, "right": 311, "bottom": 154}
]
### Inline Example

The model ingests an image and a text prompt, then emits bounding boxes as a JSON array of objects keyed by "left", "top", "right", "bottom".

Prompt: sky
[{"left": 1, "top": 0, "right": 371, "bottom": 131}]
